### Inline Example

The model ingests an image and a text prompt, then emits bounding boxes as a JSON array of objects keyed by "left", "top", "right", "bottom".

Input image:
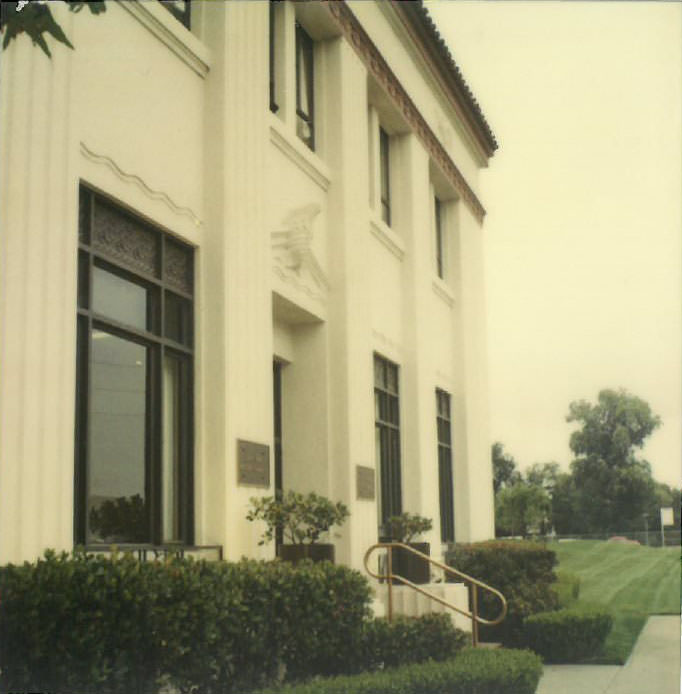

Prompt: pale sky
[{"left": 427, "top": 1, "right": 682, "bottom": 488}]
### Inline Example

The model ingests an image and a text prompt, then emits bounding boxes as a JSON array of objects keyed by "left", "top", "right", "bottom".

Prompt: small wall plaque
[
  {"left": 237, "top": 440, "right": 270, "bottom": 488},
  {"left": 356, "top": 465, "right": 375, "bottom": 500}
]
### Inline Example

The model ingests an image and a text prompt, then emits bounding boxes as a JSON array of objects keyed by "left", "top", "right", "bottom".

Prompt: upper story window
[
  {"left": 76, "top": 186, "right": 194, "bottom": 547},
  {"left": 159, "top": 0, "right": 191, "bottom": 29},
  {"left": 295, "top": 22, "right": 315, "bottom": 150},
  {"left": 434, "top": 196, "right": 444, "bottom": 279},
  {"left": 379, "top": 127, "right": 391, "bottom": 226}
]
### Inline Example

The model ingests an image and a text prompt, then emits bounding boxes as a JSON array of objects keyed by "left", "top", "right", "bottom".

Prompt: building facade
[{"left": 0, "top": 0, "right": 496, "bottom": 570}]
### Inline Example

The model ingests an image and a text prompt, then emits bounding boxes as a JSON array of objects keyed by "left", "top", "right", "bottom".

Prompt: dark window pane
[
  {"left": 164, "top": 291, "right": 192, "bottom": 346},
  {"left": 92, "top": 266, "right": 148, "bottom": 330},
  {"left": 87, "top": 331, "right": 148, "bottom": 543}
]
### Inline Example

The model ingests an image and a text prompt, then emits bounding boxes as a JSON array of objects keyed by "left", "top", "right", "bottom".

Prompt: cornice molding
[
  {"left": 80, "top": 142, "right": 203, "bottom": 228},
  {"left": 391, "top": 1, "right": 497, "bottom": 157},
  {"left": 432, "top": 277, "right": 455, "bottom": 307},
  {"left": 369, "top": 217, "right": 405, "bottom": 261},
  {"left": 324, "top": 1, "right": 486, "bottom": 223},
  {"left": 269, "top": 119, "right": 332, "bottom": 192},
  {"left": 118, "top": 1, "right": 210, "bottom": 79}
]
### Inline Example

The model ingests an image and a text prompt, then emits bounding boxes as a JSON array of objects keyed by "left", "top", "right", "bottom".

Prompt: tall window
[
  {"left": 434, "top": 196, "right": 444, "bottom": 279},
  {"left": 374, "top": 355, "right": 402, "bottom": 534},
  {"left": 436, "top": 389, "right": 455, "bottom": 542},
  {"left": 379, "top": 127, "right": 391, "bottom": 226},
  {"left": 76, "top": 187, "right": 194, "bottom": 546},
  {"left": 295, "top": 22, "right": 315, "bottom": 150}
]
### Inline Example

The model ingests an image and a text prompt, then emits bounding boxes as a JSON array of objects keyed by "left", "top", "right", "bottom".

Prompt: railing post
[
  {"left": 471, "top": 583, "right": 479, "bottom": 647},
  {"left": 387, "top": 545, "right": 393, "bottom": 622}
]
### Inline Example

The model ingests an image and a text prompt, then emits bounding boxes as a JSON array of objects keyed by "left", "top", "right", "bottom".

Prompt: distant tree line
[{"left": 493, "top": 389, "right": 680, "bottom": 538}]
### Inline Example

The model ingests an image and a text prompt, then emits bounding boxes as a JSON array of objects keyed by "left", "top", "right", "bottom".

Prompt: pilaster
[
  {"left": 453, "top": 203, "right": 494, "bottom": 541},
  {"left": 201, "top": 1, "right": 272, "bottom": 559},
  {"left": 324, "top": 37, "right": 374, "bottom": 569},
  {"left": 394, "top": 134, "right": 442, "bottom": 553},
  {"left": 0, "top": 6, "right": 78, "bottom": 564}
]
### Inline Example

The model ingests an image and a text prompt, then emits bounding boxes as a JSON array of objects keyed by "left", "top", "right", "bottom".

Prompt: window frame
[
  {"left": 158, "top": 0, "right": 191, "bottom": 29},
  {"left": 436, "top": 389, "right": 455, "bottom": 543},
  {"left": 374, "top": 354, "right": 402, "bottom": 536},
  {"left": 75, "top": 186, "right": 194, "bottom": 548},
  {"left": 295, "top": 21, "right": 315, "bottom": 150}
]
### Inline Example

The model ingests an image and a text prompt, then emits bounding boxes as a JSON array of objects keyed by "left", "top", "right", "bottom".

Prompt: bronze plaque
[
  {"left": 356, "top": 465, "right": 375, "bottom": 500},
  {"left": 237, "top": 440, "right": 270, "bottom": 488}
]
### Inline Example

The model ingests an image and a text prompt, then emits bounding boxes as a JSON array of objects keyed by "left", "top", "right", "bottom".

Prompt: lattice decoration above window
[
  {"left": 165, "top": 240, "right": 193, "bottom": 294},
  {"left": 92, "top": 202, "right": 160, "bottom": 278}
]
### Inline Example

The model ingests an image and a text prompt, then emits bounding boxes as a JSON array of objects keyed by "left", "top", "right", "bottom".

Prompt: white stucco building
[{"left": 0, "top": 0, "right": 496, "bottom": 571}]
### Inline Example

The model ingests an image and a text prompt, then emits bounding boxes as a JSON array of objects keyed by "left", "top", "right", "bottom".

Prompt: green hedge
[
  {"left": 0, "top": 550, "right": 372, "bottom": 693},
  {"left": 445, "top": 541, "right": 558, "bottom": 646},
  {"left": 523, "top": 607, "right": 613, "bottom": 663},
  {"left": 258, "top": 648, "right": 543, "bottom": 694},
  {"left": 553, "top": 571, "right": 581, "bottom": 608},
  {"left": 354, "top": 613, "right": 468, "bottom": 672}
]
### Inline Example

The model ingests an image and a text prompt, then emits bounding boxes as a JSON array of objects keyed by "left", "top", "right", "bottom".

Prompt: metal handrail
[{"left": 363, "top": 542, "right": 507, "bottom": 647}]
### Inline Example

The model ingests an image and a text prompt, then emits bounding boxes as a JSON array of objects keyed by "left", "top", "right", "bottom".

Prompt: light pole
[{"left": 642, "top": 513, "right": 649, "bottom": 546}]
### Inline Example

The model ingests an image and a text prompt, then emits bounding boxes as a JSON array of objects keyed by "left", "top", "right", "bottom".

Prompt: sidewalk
[{"left": 536, "top": 616, "right": 680, "bottom": 694}]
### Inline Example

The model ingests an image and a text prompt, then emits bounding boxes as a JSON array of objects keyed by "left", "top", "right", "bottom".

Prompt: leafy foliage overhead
[{"left": 0, "top": 1, "right": 105, "bottom": 58}]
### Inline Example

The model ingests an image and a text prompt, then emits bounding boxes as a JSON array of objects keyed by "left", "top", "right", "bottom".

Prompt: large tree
[
  {"left": 495, "top": 482, "right": 550, "bottom": 538},
  {"left": 492, "top": 442, "right": 521, "bottom": 494},
  {"left": 566, "top": 389, "right": 661, "bottom": 533}
]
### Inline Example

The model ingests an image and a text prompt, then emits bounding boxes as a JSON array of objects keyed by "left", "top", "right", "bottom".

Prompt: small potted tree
[
  {"left": 386, "top": 512, "right": 433, "bottom": 585},
  {"left": 247, "top": 490, "right": 349, "bottom": 564}
]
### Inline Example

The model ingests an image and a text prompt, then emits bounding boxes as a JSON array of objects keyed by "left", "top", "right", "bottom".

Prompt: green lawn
[{"left": 551, "top": 540, "right": 680, "bottom": 664}]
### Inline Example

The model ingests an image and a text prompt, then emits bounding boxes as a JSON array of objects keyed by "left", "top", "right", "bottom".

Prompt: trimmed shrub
[
  {"left": 355, "top": 614, "right": 468, "bottom": 672},
  {"left": 0, "top": 550, "right": 372, "bottom": 693},
  {"left": 553, "top": 570, "right": 581, "bottom": 608},
  {"left": 257, "top": 647, "right": 543, "bottom": 694},
  {"left": 523, "top": 607, "right": 613, "bottom": 662},
  {"left": 445, "top": 540, "right": 558, "bottom": 646}
]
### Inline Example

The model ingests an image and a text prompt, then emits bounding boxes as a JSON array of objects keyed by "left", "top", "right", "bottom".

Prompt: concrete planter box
[
  {"left": 278, "top": 543, "right": 335, "bottom": 564},
  {"left": 393, "top": 542, "right": 431, "bottom": 584}
]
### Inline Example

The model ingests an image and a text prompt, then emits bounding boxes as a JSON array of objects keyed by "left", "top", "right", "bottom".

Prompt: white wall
[{"left": 0, "top": 0, "right": 494, "bottom": 565}]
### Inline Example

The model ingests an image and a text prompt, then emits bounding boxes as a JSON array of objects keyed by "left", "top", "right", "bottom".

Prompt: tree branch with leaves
[{"left": 0, "top": 1, "right": 105, "bottom": 58}]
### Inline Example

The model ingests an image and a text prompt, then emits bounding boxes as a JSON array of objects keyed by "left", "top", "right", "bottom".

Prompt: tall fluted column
[{"left": 201, "top": 1, "right": 273, "bottom": 558}]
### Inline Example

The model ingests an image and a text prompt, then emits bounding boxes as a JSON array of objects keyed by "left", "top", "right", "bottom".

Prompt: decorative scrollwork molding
[
  {"left": 272, "top": 204, "right": 329, "bottom": 297},
  {"left": 324, "top": 2, "right": 486, "bottom": 223},
  {"left": 80, "top": 142, "right": 203, "bottom": 228}
]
